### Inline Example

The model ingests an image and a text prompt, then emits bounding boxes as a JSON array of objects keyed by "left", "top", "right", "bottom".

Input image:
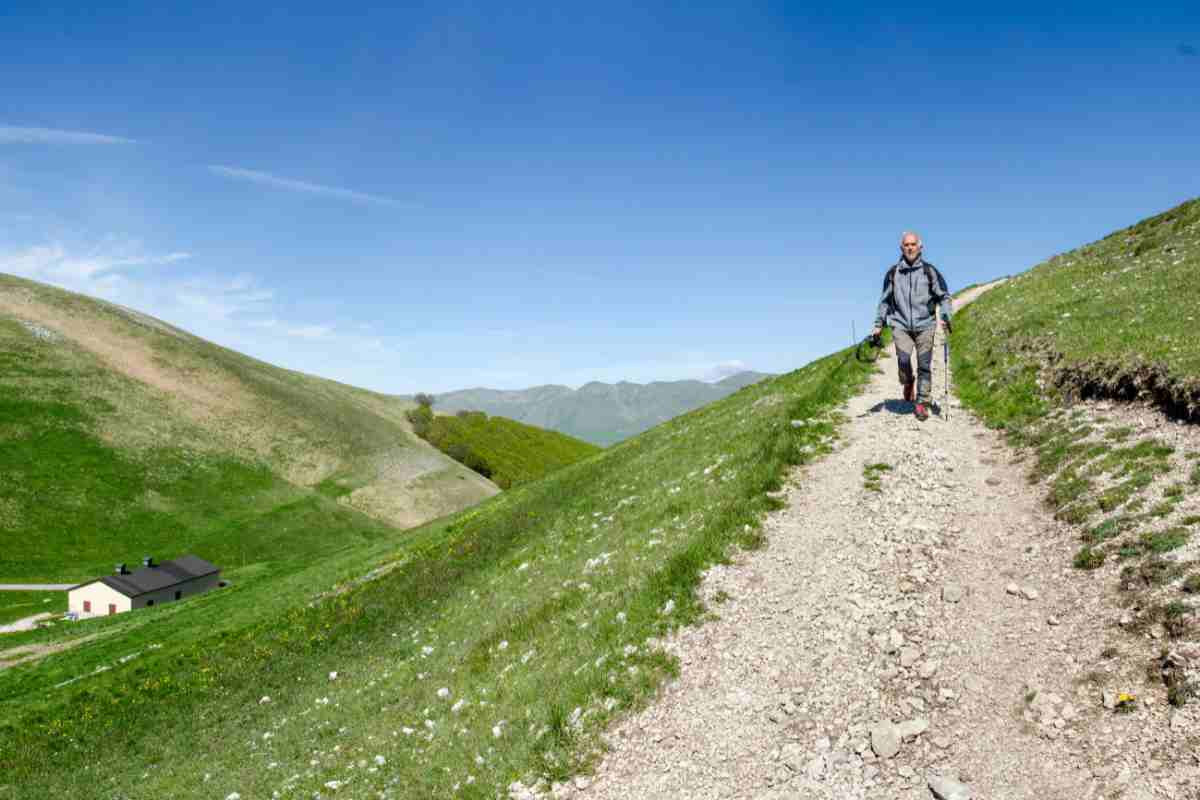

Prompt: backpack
[{"left": 885, "top": 260, "right": 942, "bottom": 301}]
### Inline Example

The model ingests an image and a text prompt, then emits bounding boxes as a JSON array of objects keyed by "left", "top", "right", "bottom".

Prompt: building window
[
  {"left": 147, "top": 599, "right": 154, "bottom": 607},
  {"left": 174, "top": 591, "right": 182, "bottom": 600},
  {"left": 108, "top": 604, "right": 116, "bottom": 615},
  {"left": 83, "top": 600, "right": 91, "bottom": 613}
]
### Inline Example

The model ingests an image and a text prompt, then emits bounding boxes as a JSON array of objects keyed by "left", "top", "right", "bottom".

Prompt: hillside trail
[{"left": 578, "top": 283, "right": 1181, "bottom": 800}]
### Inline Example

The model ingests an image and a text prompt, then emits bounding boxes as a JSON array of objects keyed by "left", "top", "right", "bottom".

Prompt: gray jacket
[{"left": 873, "top": 258, "right": 953, "bottom": 332}]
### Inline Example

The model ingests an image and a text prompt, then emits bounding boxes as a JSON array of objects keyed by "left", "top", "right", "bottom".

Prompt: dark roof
[{"left": 69, "top": 555, "right": 220, "bottom": 596}]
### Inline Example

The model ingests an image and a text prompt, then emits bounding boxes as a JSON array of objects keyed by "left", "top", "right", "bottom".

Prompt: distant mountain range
[{"left": 426, "top": 372, "right": 773, "bottom": 446}]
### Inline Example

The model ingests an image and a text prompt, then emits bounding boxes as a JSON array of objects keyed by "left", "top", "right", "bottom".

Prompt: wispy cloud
[
  {"left": 1, "top": 239, "right": 346, "bottom": 353},
  {"left": 208, "top": 165, "right": 396, "bottom": 206},
  {"left": 0, "top": 125, "right": 137, "bottom": 145},
  {"left": 0, "top": 241, "right": 191, "bottom": 283}
]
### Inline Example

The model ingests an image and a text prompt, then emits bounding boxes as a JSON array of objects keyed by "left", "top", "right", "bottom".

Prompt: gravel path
[
  {"left": 0, "top": 584, "right": 73, "bottom": 591},
  {"left": 577, "top": 285, "right": 1198, "bottom": 800},
  {"left": 0, "top": 612, "right": 54, "bottom": 634}
]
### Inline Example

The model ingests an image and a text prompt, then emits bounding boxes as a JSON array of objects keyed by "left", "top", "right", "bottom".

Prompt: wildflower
[
  {"left": 375, "top": 755, "right": 386, "bottom": 766},
  {"left": 437, "top": 687, "right": 451, "bottom": 699},
  {"left": 492, "top": 721, "right": 507, "bottom": 738},
  {"left": 329, "top": 671, "right": 338, "bottom": 681},
  {"left": 259, "top": 695, "right": 271, "bottom": 705}
]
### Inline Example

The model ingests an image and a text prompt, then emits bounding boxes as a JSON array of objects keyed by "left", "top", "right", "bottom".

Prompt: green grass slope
[
  {"left": 955, "top": 197, "right": 1200, "bottom": 426},
  {"left": 0, "top": 274, "right": 497, "bottom": 582},
  {"left": 420, "top": 410, "right": 601, "bottom": 489},
  {"left": 0, "top": 342, "right": 876, "bottom": 799},
  {"left": 952, "top": 196, "right": 1200, "bottom": 648}
]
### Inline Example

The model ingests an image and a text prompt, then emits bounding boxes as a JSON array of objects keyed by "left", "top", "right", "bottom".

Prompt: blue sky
[{"left": 2, "top": 2, "right": 1198, "bottom": 393}]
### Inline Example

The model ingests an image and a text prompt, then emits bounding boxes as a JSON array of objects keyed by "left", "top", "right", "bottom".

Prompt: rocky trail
[{"left": 574, "top": 286, "right": 1200, "bottom": 800}]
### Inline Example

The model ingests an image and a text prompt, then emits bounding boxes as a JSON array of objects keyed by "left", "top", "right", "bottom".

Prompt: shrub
[{"left": 1074, "top": 546, "right": 1105, "bottom": 570}]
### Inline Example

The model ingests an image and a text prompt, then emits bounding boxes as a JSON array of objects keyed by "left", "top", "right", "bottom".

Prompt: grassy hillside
[
  {"left": 418, "top": 410, "right": 601, "bottom": 489},
  {"left": 955, "top": 197, "right": 1200, "bottom": 425},
  {"left": 0, "top": 342, "right": 876, "bottom": 799},
  {"left": 432, "top": 372, "right": 773, "bottom": 446},
  {"left": 953, "top": 197, "right": 1200, "bottom": 658},
  {"left": 0, "top": 592, "right": 65, "bottom": 627},
  {"left": 0, "top": 274, "right": 497, "bottom": 581}
]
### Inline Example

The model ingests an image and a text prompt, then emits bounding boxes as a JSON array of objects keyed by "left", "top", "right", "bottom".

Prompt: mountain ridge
[{"left": 423, "top": 371, "right": 773, "bottom": 445}]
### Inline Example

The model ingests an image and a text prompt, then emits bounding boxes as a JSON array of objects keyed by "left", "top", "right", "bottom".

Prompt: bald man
[{"left": 870, "top": 232, "right": 953, "bottom": 421}]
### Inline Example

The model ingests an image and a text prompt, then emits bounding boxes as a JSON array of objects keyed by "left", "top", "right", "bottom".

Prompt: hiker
[{"left": 870, "top": 231, "right": 953, "bottom": 421}]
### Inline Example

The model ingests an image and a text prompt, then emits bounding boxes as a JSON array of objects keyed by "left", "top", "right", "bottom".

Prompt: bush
[
  {"left": 406, "top": 405, "right": 434, "bottom": 438},
  {"left": 1074, "top": 546, "right": 1106, "bottom": 570}
]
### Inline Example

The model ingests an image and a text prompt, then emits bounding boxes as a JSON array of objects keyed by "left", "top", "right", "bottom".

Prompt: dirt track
[{"left": 579, "top": 281, "right": 1198, "bottom": 800}]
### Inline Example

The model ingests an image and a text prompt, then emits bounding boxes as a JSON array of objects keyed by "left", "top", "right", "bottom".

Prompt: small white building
[{"left": 68, "top": 555, "right": 221, "bottom": 619}]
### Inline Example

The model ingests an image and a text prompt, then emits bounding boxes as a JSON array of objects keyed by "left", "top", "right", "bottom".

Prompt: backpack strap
[{"left": 922, "top": 262, "right": 947, "bottom": 301}]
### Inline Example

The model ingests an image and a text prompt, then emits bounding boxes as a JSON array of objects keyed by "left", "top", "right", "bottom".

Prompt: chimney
[
  {"left": 114, "top": 563, "right": 128, "bottom": 575},
  {"left": 143, "top": 556, "right": 155, "bottom": 568}
]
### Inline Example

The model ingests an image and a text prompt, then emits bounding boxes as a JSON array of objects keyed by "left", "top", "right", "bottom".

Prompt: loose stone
[
  {"left": 929, "top": 773, "right": 974, "bottom": 800},
  {"left": 870, "top": 722, "right": 901, "bottom": 759}
]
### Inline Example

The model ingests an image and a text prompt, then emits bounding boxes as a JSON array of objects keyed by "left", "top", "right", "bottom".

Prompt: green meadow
[
  {"left": 0, "top": 342, "right": 876, "bottom": 799},
  {"left": 416, "top": 409, "right": 601, "bottom": 489}
]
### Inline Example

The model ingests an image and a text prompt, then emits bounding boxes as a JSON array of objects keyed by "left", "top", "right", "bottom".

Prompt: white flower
[
  {"left": 374, "top": 755, "right": 386, "bottom": 766},
  {"left": 660, "top": 599, "right": 676, "bottom": 615},
  {"left": 452, "top": 699, "right": 466, "bottom": 713},
  {"left": 258, "top": 695, "right": 271, "bottom": 704},
  {"left": 402, "top": 727, "right": 415, "bottom": 736},
  {"left": 324, "top": 780, "right": 343, "bottom": 790},
  {"left": 498, "top": 640, "right": 509, "bottom": 651},
  {"left": 226, "top": 794, "right": 241, "bottom": 800},
  {"left": 517, "top": 562, "right": 530, "bottom": 572},
  {"left": 329, "top": 671, "right": 338, "bottom": 681},
  {"left": 616, "top": 612, "right": 627, "bottom": 624},
  {"left": 437, "top": 687, "right": 451, "bottom": 699},
  {"left": 493, "top": 721, "right": 506, "bottom": 738}
]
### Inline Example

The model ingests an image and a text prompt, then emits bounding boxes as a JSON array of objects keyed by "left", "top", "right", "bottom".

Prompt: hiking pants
[{"left": 893, "top": 327, "right": 935, "bottom": 402}]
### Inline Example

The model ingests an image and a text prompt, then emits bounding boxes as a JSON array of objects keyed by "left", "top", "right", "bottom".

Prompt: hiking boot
[
  {"left": 902, "top": 382, "right": 915, "bottom": 403},
  {"left": 914, "top": 402, "right": 929, "bottom": 421}
]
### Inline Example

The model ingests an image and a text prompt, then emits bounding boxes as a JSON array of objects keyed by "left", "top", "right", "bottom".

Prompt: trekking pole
[{"left": 943, "top": 328, "right": 951, "bottom": 422}]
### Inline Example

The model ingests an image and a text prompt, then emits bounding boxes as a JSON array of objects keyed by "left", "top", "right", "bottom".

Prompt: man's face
[{"left": 901, "top": 236, "right": 922, "bottom": 262}]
